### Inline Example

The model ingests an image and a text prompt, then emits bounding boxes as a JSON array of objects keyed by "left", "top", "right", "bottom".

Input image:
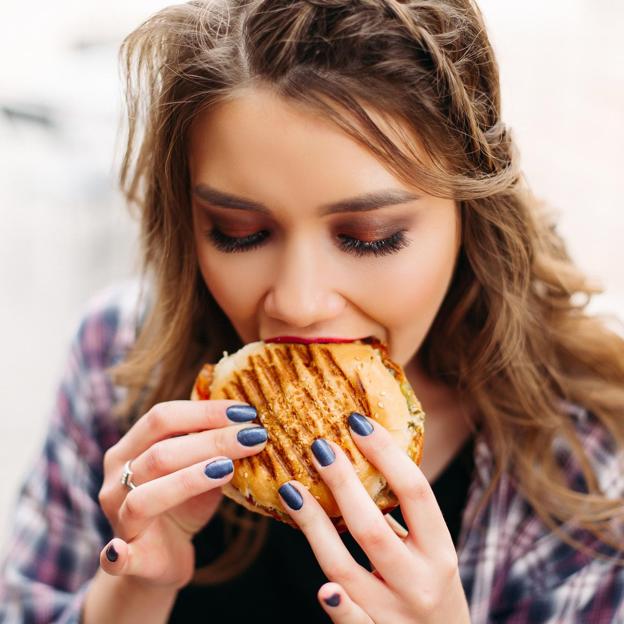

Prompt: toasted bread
[{"left": 191, "top": 338, "right": 425, "bottom": 530}]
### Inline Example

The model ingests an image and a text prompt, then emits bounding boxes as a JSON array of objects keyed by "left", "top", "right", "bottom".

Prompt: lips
[{"left": 264, "top": 336, "right": 364, "bottom": 344}]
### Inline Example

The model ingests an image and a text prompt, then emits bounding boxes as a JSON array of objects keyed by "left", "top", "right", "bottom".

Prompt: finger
[
  {"left": 346, "top": 412, "right": 455, "bottom": 555},
  {"left": 130, "top": 423, "right": 268, "bottom": 484},
  {"left": 110, "top": 400, "right": 258, "bottom": 463},
  {"left": 99, "top": 537, "right": 174, "bottom": 584},
  {"left": 100, "top": 538, "right": 127, "bottom": 577},
  {"left": 309, "top": 438, "right": 416, "bottom": 593},
  {"left": 118, "top": 456, "right": 234, "bottom": 540},
  {"left": 318, "top": 582, "right": 374, "bottom": 624},
  {"left": 277, "top": 481, "right": 382, "bottom": 599},
  {"left": 99, "top": 538, "right": 152, "bottom": 579}
]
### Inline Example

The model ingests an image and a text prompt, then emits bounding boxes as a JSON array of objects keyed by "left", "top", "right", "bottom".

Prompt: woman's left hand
[{"left": 277, "top": 413, "right": 471, "bottom": 624}]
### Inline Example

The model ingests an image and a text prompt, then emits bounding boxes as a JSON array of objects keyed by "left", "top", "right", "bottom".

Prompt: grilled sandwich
[{"left": 191, "top": 337, "right": 425, "bottom": 530}]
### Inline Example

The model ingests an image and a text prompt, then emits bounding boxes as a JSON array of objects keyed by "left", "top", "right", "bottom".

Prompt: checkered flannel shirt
[{"left": 1, "top": 280, "right": 623, "bottom": 623}]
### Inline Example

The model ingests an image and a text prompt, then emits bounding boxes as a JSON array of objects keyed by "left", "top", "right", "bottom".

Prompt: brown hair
[{"left": 112, "top": 0, "right": 624, "bottom": 581}]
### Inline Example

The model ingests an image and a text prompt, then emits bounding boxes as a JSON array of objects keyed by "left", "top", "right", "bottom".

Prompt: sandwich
[{"left": 190, "top": 337, "right": 425, "bottom": 531}]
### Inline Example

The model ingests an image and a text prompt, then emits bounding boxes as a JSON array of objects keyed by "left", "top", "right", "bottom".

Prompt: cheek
[
  {"left": 196, "top": 244, "right": 268, "bottom": 330},
  {"left": 395, "top": 220, "right": 457, "bottom": 311},
  {"left": 351, "top": 210, "right": 459, "bottom": 360}
]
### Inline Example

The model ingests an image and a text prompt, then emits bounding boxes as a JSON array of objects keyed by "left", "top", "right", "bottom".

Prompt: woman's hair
[{"left": 111, "top": 0, "right": 624, "bottom": 581}]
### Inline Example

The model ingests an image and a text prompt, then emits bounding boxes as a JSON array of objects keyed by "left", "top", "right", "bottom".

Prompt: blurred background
[{"left": 0, "top": 0, "right": 623, "bottom": 548}]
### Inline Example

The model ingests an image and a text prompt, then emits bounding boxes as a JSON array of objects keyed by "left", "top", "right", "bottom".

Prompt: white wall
[
  {"left": 1, "top": 0, "right": 623, "bottom": 549},
  {"left": 0, "top": 0, "right": 165, "bottom": 549}
]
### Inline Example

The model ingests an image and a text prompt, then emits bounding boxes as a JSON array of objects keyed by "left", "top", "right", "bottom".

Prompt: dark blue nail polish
[
  {"left": 279, "top": 483, "right": 304, "bottom": 510},
  {"left": 237, "top": 426, "right": 268, "bottom": 447},
  {"left": 204, "top": 458, "right": 234, "bottom": 479},
  {"left": 348, "top": 412, "right": 374, "bottom": 436},
  {"left": 105, "top": 544, "right": 118, "bottom": 563},
  {"left": 324, "top": 593, "right": 341, "bottom": 607},
  {"left": 226, "top": 404, "right": 257, "bottom": 423},
  {"left": 311, "top": 439, "right": 335, "bottom": 466}
]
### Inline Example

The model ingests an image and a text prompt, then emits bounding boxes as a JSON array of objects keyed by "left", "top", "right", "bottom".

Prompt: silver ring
[{"left": 121, "top": 459, "right": 138, "bottom": 491}]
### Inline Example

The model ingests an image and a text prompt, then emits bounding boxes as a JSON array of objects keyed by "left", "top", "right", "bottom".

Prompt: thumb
[
  {"left": 99, "top": 537, "right": 188, "bottom": 586},
  {"left": 99, "top": 538, "right": 136, "bottom": 577}
]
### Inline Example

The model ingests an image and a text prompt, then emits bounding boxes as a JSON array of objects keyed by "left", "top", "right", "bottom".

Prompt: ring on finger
[
  {"left": 385, "top": 513, "right": 409, "bottom": 540},
  {"left": 121, "top": 459, "right": 138, "bottom": 491}
]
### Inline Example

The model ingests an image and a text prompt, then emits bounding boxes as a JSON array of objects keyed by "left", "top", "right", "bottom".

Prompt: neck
[
  {"left": 404, "top": 357, "right": 475, "bottom": 482},
  {"left": 403, "top": 357, "right": 458, "bottom": 414}
]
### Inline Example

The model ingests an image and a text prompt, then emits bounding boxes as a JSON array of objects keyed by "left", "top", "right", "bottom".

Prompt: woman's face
[{"left": 188, "top": 87, "right": 460, "bottom": 370}]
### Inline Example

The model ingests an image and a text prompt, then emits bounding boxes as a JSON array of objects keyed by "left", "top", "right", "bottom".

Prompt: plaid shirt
[{"left": 0, "top": 280, "right": 623, "bottom": 623}]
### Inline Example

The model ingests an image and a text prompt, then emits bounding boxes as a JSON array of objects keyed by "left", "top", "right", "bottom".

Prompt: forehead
[{"left": 187, "top": 87, "right": 427, "bottom": 209}]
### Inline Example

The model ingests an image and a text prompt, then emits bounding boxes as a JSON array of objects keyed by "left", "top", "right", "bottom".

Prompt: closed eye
[{"left": 204, "top": 228, "right": 411, "bottom": 257}]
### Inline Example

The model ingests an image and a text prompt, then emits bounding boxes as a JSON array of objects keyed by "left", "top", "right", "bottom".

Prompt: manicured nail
[
  {"left": 278, "top": 483, "right": 304, "bottom": 510},
  {"left": 226, "top": 404, "right": 257, "bottom": 423},
  {"left": 311, "top": 439, "right": 335, "bottom": 466},
  {"left": 324, "top": 593, "right": 341, "bottom": 607},
  {"left": 348, "top": 411, "right": 374, "bottom": 436},
  {"left": 237, "top": 426, "right": 268, "bottom": 447},
  {"left": 105, "top": 544, "right": 118, "bottom": 563},
  {"left": 204, "top": 458, "right": 234, "bottom": 479}
]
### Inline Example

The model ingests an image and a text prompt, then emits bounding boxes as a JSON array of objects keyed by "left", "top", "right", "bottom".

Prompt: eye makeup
[
  {"left": 195, "top": 202, "right": 415, "bottom": 257},
  {"left": 204, "top": 226, "right": 411, "bottom": 257}
]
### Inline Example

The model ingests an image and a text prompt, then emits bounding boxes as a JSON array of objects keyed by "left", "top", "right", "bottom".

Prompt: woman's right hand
[{"left": 97, "top": 400, "right": 266, "bottom": 591}]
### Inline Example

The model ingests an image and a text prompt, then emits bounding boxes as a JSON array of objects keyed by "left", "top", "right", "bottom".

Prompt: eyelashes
[
  {"left": 205, "top": 228, "right": 411, "bottom": 257},
  {"left": 207, "top": 229, "right": 269, "bottom": 253},
  {"left": 336, "top": 231, "right": 410, "bottom": 257}
]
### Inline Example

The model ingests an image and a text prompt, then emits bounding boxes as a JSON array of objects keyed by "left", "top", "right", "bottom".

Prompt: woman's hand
[
  {"left": 277, "top": 412, "right": 471, "bottom": 624},
  {"left": 97, "top": 400, "right": 267, "bottom": 590}
]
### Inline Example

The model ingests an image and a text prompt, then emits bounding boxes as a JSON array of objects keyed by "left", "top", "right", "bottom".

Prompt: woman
[{"left": 1, "top": 0, "right": 623, "bottom": 622}]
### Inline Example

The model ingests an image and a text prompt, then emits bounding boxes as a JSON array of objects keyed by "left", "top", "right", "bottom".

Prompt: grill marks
[
  {"left": 312, "top": 346, "right": 371, "bottom": 465},
  {"left": 250, "top": 352, "right": 293, "bottom": 480},
  {"left": 275, "top": 345, "right": 327, "bottom": 480},
  {"left": 271, "top": 348, "right": 319, "bottom": 479},
  {"left": 319, "top": 347, "right": 371, "bottom": 417},
  {"left": 192, "top": 341, "right": 424, "bottom": 522},
  {"left": 352, "top": 370, "right": 374, "bottom": 420},
  {"left": 224, "top": 343, "right": 379, "bottom": 488},
  {"left": 289, "top": 345, "right": 335, "bottom": 478},
  {"left": 319, "top": 348, "right": 375, "bottom": 462},
  {"left": 209, "top": 342, "right": 410, "bottom": 512}
]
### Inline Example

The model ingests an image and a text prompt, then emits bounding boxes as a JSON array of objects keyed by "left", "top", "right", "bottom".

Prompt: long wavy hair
[{"left": 111, "top": 0, "right": 624, "bottom": 582}]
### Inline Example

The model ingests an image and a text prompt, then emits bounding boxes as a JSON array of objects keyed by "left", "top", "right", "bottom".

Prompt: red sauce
[{"left": 197, "top": 388, "right": 210, "bottom": 400}]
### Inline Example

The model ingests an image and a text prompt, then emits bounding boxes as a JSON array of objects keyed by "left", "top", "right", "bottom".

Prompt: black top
[{"left": 169, "top": 437, "right": 474, "bottom": 623}]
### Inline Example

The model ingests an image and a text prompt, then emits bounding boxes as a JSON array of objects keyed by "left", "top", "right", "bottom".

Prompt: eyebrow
[{"left": 192, "top": 184, "right": 421, "bottom": 215}]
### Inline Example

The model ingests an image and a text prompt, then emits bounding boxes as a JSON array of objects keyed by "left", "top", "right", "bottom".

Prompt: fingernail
[
  {"left": 226, "top": 404, "right": 257, "bottom": 423},
  {"left": 204, "top": 458, "right": 234, "bottom": 479},
  {"left": 311, "top": 439, "right": 335, "bottom": 466},
  {"left": 278, "top": 482, "right": 304, "bottom": 510},
  {"left": 237, "top": 426, "right": 268, "bottom": 447},
  {"left": 324, "top": 593, "right": 341, "bottom": 607},
  {"left": 348, "top": 412, "right": 374, "bottom": 436},
  {"left": 105, "top": 544, "right": 118, "bottom": 563}
]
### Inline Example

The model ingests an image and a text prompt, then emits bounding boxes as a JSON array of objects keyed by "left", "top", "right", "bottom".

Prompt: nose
[{"left": 263, "top": 233, "right": 345, "bottom": 329}]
